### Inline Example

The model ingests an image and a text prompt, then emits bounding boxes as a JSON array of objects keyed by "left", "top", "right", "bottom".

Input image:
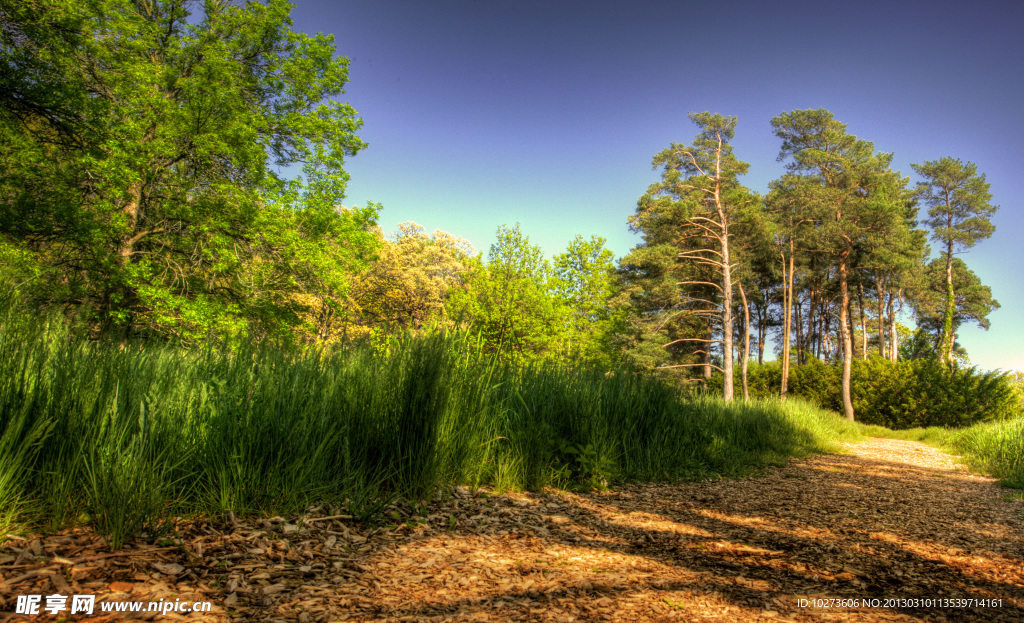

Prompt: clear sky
[{"left": 287, "top": 0, "right": 1023, "bottom": 371}]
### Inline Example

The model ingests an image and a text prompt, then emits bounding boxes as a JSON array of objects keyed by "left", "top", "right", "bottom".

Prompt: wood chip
[{"left": 2, "top": 438, "right": 1022, "bottom": 623}]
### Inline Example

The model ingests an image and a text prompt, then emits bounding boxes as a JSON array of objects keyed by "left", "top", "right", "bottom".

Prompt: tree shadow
[{"left": 337, "top": 451, "right": 1024, "bottom": 621}]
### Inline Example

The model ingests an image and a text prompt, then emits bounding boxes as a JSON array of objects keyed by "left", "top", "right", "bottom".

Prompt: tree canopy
[
  {"left": 768, "top": 109, "right": 913, "bottom": 419},
  {"left": 0, "top": 0, "right": 377, "bottom": 342},
  {"left": 912, "top": 157, "right": 998, "bottom": 364}
]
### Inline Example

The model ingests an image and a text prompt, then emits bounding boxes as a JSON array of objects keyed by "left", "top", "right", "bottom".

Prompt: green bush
[
  {"left": 708, "top": 357, "right": 840, "bottom": 410},
  {"left": 712, "top": 357, "right": 1021, "bottom": 428},
  {"left": 851, "top": 358, "right": 1020, "bottom": 428},
  {"left": 790, "top": 358, "right": 842, "bottom": 409}
]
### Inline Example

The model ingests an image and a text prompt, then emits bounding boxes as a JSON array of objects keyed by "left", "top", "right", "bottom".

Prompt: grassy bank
[{"left": 0, "top": 298, "right": 864, "bottom": 546}]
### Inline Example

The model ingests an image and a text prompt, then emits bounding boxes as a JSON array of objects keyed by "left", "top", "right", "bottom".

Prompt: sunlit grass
[
  {"left": 946, "top": 417, "right": 1024, "bottom": 488},
  {"left": 858, "top": 424, "right": 954, "bottom": 446}
]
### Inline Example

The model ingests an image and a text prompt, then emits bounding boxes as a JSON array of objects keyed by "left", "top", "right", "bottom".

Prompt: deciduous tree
[
  {"left": 453, "top": 224, "right": 563, "bottom": 361},
  {"left": 0, "top": 0, "right": 376, "bottom": 341},
  {"left": 553, "top": 235, "right": 617, "bottom": 365}
]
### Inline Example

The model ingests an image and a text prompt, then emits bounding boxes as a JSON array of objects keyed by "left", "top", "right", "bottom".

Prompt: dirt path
[{"left": 3, "top": 438, "right": 1023, "bottom": 622}]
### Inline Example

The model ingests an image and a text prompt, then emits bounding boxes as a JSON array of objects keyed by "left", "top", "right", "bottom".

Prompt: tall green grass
[
  {"left": 0, "top": 291, "right": 864, "bottom": 546},
  {"left": 946, "top": 418, "right": 1024, "bottom": 488}
]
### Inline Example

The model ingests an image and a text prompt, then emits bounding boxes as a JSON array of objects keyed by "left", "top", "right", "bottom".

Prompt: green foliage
[
  {"left": 552, "top": 234, "right": 618, "bottom": 366},
  {"left": 770, "top": 108, "right": 915, "bottom": 419},
  {"left": 712, "top": 357, "right": 1021, "bottom": 428},
  {"left": 613, "top": 241, "right": 705, "bottom": 375},
  {"left": 628, "top": 112, "right": 758, "bottom": 398},
  {"left": 914, "top": 157, "right": 998, "bottom": 255},
  {"left": 946, "top": 416, "right": 1024, "bottom": 488},
  {"left": 450, "top": 224, "right": 565, "bottom": 362},
  {"left": 912, "top": 157, "right": 998, "bottom": 364},
  {"left": 851, "top": 358, "right": 1019, "bottom": 428},
  {"left": 334, "top": 222, "right": 477, "bottom": 341},
  {"left": 908, "top": 257, "right": 999, "bottom": 354},
  {"left": 0, "top": 0, "right": 377, "bottom": 342}
]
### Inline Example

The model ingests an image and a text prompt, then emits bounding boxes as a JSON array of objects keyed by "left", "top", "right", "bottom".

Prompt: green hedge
[{"left": 711, "top": 357, "right": 1021, "bottom": 428}]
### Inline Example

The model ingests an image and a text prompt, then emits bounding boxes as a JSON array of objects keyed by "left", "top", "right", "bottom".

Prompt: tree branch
[
  {"left": 656, "top": 363, "right": 725, "bottom": 372},
  {"left": 664, "top": 338, "right": 723, "bottom": 346},
  {"left": 677, "top": 280, "right": 724, "bottom": 292}
]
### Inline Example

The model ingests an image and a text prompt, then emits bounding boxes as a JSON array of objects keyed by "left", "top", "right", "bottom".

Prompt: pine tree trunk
[
  {"left": 812, "top": 286, "right": 821, "bottom": 360},
  {"left": 889, "top": 290, "right": 902, "bottom": 362},
  {"left": 795, "top": 291, "right": 804, "bottom": 365},
  {"left": 848, "top": 302, "right": 857, "bottom": 360},
  {"left": 756, "top": 299, "right": 767, "bottom": 365},
  {"left": 721, "top": 225, "right": 734, "bottom": 401},
  {"left": 839, "top": 255, "right": 855, "bottom": 421},
  {"left": 780, "top": 248, "right": 792, "bottom": 397},
  {"left": 942, "top": 243, "right": 955, "bottom": 364},
  {"left": 738, "top": 281, "right": 750, "bottom": 401},
  {"left": 876, "top": 279, "right": 886, "bottom": 358},
  {"left": 857, "top": 283, "right": 867, "bottom": 360},
  {"left": 821, "top": 303, "right": 830, "bottom": 361}
]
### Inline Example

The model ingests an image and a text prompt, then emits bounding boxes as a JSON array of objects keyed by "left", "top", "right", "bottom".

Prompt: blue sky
[{"left": 288, "top": 0, "right": 1023, "bottom": 371}]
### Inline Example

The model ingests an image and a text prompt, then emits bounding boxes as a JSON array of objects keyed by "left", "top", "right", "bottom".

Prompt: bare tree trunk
[
  {"left": 839, "top": 256, "right": 855, "bottom": 421},
  {"left": 876, "top": 278, "right": 887, "bottom": 358},
  {"left": 756, "top": 299, "right": 767, "bottom": 365},
  {"left": 848, "top": 301, "right": 857, "bottom": 360},
  {"left": 780, "top": 247, "right": 793, "bottom": 397},
  {"left": 738, "top": 281, "right": 750, "bottom": 401},
  {"left": 720, "top": 224, "right": 734, "bottom": 401},
  {"left": 857, "top": 283, "right": 867, "bottom": 360},
  {"left": 821, "top": 301, "right": 831, "bottom": 361},
  {"left": 795, "top": 292, "right": 804, "bottom": 365},
  {"left": 812, "top": 287, "right": 821, "bottom": 361},
  {"left": 888, "top": 289, "right": 902, "bottom": 362}
]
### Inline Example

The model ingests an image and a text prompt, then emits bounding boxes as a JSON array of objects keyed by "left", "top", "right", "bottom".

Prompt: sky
[{"left": 286, "top": 0, "right": 1023, "bottom": 371}]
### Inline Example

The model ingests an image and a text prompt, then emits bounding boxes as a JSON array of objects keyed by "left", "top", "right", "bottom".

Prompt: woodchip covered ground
[{"left": 2, "top": 438, "right": 1023, "bottom": 622}]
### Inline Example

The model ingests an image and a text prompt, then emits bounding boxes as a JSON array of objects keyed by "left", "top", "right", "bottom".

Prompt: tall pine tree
[
  {"left": 771, "top": 109, "right": 912, "bottom": 420},
  {"left": 912, "top": 158, "right": 998, "bottom": 364}
]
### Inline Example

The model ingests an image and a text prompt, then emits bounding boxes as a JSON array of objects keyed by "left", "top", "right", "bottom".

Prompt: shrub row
[{"left": 711, "top": 357, "right": 1022, "bottom": 428}]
